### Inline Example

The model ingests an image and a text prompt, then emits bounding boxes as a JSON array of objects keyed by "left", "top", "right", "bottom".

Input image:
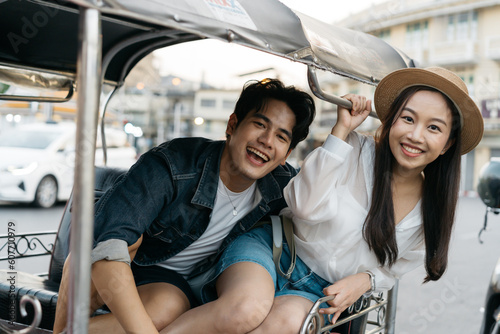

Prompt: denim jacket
[{"left": 92, "top": 137, "right": 297, "bottom": 278}]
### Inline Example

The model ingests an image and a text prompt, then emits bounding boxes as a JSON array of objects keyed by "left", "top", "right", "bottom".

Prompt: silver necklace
[{"left": 223, "top": 185, "right": 238, "bottom": 216}]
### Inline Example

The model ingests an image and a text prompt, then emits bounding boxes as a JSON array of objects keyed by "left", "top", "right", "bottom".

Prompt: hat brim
[{"left": 374, "top": 68, "right": 484, "bottom": 155}]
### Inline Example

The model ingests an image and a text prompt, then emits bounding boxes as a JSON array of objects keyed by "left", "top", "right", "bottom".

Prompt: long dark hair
[{"left": 363, "top": 86, "right": 462, "bottom": 282}]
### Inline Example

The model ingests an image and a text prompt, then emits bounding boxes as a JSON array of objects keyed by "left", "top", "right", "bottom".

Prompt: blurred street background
[
  {"left": 395, "top": 195, "right": 500, "bottom": 333},
  {"left": 2, "top": 0, "right": 500, "bottom": 194}
]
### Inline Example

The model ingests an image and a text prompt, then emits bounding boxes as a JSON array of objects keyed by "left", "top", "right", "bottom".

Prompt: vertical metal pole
[
  {"left": 385, "top": 279, "right": 399, "bottom": 334},
  {"left": 67, "top": 5, "right": 102, "bottom": 333}
]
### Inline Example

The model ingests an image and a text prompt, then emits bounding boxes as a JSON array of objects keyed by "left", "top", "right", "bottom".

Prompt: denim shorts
[{"left": 200, "top": 224, "right": 332, "bottom": 306}]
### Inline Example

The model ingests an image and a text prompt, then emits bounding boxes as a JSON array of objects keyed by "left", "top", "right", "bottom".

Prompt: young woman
[
  {"left": 161, "top": 67, "right": 484, "bottom": 334},
  {"left": 271, "top": 66, "right": 484, "bottom": 330}
]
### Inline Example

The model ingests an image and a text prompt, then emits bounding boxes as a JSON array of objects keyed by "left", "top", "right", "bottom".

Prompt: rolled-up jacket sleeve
[{"left": 91, "top": 239, "right": 130, "bottom": 264}]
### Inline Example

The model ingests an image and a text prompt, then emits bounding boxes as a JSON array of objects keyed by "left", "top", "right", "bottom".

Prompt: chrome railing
[
  {"left": 300, "top": 280, "right": 398, "bottom": 334},
  {"left": 0, "top": 296, "right": 43, "bottom": 334},
  {"left": 0, "top": 231, "right": 57, "bottom": 261}
]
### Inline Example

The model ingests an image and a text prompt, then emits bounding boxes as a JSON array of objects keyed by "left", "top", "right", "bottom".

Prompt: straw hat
[{"left": 374, "top": 67, "right": 484, "bottom": 155}]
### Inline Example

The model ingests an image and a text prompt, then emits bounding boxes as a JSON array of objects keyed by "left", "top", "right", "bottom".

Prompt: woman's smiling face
[{"left": 389, "top": 90, "right": 454, "bottom": 176}]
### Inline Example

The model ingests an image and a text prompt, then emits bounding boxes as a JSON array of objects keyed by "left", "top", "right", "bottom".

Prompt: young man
[{"left": 53, "top": 78, "right": 315, "bottom": 334}]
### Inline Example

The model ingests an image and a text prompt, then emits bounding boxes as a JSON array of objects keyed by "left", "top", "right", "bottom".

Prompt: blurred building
[
  {"left": 159, "top": 75, "right": 198, "bottom": 143},
  {"left": 323, "top": 0, "right": 500, "bottom": 192},
  {"left": 106, "top": 55, "right": 164, "bottom": 150},
  {"left": 0, "top": 90, "right": 78, "bottom": 130},
  {"left": 192, "top": 88, "right": 240, "bottom": 140}
]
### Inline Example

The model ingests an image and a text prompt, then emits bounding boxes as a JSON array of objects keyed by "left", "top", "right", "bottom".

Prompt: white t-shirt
[
  {"left": 282, "top": 132, "right": 425, "bottom": 291},
  {"left": 156, "top": 177, "right": 260, "bottom": 276}
]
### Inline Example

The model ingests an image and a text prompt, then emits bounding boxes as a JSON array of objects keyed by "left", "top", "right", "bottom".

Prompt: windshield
[{"left": 0, "top": 129, "right": 63, "bottom": 149}]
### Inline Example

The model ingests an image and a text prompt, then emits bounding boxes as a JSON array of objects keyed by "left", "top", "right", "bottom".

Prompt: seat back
[{"left": 48, "top": 166, "right": 127, "bottom": 284}]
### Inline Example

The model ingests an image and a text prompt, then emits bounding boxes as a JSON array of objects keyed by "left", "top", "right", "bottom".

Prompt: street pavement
[{"left": 395, "top": 196, "right": 500, "bottom": 334}]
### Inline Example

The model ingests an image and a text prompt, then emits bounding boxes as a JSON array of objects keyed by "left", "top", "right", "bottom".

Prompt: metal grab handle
[
  {"left": 0, "top": 84, "right": 74, "bottom": 102},
  {"left": 307, "top": 65, "right": 378, "bottom": 119}
]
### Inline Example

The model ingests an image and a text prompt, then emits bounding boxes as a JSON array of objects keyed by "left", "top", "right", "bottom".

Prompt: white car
[{"left": 0, "top": 122, "right": 137, "bottom": 208}]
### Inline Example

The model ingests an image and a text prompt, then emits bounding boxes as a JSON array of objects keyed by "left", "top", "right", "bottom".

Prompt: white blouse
[{"left": 282, "top": 132, "right": 425, "bottom": 291}]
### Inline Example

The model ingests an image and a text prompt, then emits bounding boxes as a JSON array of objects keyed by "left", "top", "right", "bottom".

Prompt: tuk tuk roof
[{"left": 0, "top": 0, "right": 414, "bottom": 88}]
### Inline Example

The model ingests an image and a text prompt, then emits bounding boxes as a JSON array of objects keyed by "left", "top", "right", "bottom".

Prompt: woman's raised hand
[{"left": 331, "top": 94, "right": 372, "bottom": 141}]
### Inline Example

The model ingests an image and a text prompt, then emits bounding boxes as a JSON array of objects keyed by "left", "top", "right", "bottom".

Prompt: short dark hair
[{"left": 232, "top": 78, "right": 315, "bottom": 150}]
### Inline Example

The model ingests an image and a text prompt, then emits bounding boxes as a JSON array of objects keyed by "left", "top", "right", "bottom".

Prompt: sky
[{"left": 154, "top": 0, "right": 386, "bottom": 89}]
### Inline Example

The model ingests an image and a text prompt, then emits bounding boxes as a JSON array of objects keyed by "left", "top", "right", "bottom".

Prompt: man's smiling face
[{"left": 220, "top": 98, "right": 296, "bottom": 191}]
